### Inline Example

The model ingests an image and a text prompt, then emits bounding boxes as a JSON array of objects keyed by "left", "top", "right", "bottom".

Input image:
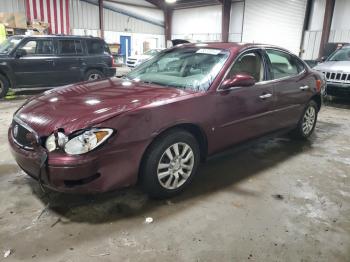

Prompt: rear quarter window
[
  {"left": 58, "top": 39, "right": 83, "bottom": 55},
  {"left": 266, "top": 49, "right": 299, "bottom": 79},
  {"left": 86, "top": 39, "right": 110, "bottom": 55}
]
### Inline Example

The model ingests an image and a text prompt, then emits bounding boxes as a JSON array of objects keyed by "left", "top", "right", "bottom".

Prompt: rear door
[
  {"left": 85, "top": 38, "right": 113, "bottom": 73},
  {"left": 264, "top": 48, "right": 314, "bottom": 129},
  {"left": 214, "top": 49, "right": 276, "bottom": 151},
  {"left": 53, "top": 38, "right": 85, "bottom": 85},
  {"left": 12, "top": 38, "right": 56, "bottom": 87}
]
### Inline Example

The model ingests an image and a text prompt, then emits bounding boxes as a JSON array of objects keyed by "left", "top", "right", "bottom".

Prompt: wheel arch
[
  {"left": 310, "top": 94, "right": 322, "bottom": 111},
  {"left": 0, "top": 69, "right": 13, "bottom": 87},
  {"left": 138, "top": 123, "right": 208, "bottom": 180}
]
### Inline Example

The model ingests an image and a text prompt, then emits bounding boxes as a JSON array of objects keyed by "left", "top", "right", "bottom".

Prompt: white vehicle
[
  {"left": 314, "top": 44, "right": 350, "bottom": 96},
  {"left": 126, "top": 49, "right": 163, "bottom": 68}
]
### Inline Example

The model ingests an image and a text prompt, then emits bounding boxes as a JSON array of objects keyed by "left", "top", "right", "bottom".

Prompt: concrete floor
[{"left": 0, "top": 97, "right": 349, "bottom": 262}]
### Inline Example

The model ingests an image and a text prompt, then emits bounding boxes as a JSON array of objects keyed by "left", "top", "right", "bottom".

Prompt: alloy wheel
[
  {"left": 302, "top": 106, "right": 316, "bottom": 136},
  {"left": 88, "top": 73, "right": 102, "bottom": 81},
  {"left": 157, "top": 142, "right": 195, "bottom": 190}
]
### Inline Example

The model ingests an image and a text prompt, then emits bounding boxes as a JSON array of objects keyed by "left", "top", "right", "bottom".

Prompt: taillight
[
  {"left": 316, "top": 79, "right": 322, "bottom": 92},
  {"left": 110, "top": 55, "right": 116, "bottom": 67}
]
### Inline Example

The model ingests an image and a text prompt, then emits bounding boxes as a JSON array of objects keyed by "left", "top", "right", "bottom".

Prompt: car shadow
[
  {"left": 323, "top": 96, "right": 350, "bottom": 109},
  {"left": 27, "top": 131, "right": 318, "bottom": 225}
]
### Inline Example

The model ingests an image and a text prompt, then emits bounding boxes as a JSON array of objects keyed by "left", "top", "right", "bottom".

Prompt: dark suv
[{"left": 0, "top": 35, "right": 116, "bottom": 98}]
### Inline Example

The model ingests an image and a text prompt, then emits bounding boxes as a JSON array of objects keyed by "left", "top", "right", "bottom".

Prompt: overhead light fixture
[{"left": 165, "top": 0, "right": 177, "bottom": 3}]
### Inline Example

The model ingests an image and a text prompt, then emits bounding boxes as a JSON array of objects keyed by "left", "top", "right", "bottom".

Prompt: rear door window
[
  {"left": 58, "top": 39, "right": 83, "bottom": 55},
  {"left": 266, "top": 49, "right": 299, "bottom": 79},
  {"left": 86, "top": 39, "right": 110, "bottom": 55}
]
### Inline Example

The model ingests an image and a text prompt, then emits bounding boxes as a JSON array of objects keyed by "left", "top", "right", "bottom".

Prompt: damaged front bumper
[{"left": 8, "top": 126, "right": 137, "bottom": 194}]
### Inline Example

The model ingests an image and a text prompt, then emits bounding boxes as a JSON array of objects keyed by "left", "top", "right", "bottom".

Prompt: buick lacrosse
[{"left": 8, "top": 43, "right": 324, "bottom": 198}]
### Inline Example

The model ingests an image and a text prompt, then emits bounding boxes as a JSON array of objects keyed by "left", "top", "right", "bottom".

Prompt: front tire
[
  {"left": 0, "top": 74, "right": 10, "bottom": 98},
  {"left": 291, "top": 100, "right": 318, "bottom": 139},
  {"left": 140, "top": 129, "right": 200, "bottom": 199}
]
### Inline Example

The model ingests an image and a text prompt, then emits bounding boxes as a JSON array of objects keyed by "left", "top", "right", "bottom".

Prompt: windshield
[
  {"left": 0, "top": 36, "right": 23, "bottom": 54},
  {"left": 127, "top": 47, "right": 229, "bottom": 91},
  {"left": 327, "top": 47, "right": 350, "bottom": 62}
]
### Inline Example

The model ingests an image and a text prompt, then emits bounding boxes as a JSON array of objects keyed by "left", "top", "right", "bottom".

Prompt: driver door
[
  {"left": 213, "top": 49, "right": 276, "bottom": 151},
  {"left": 12, "top": 38, "right": 56, "bottom": 88}
]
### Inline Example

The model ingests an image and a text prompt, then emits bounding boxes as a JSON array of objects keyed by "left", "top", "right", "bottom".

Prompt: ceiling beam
[
  {"left": 105, "top": 0, "right": 159, "bottom": 9},
  {"left": 145, "top": 0, "right": 165, "bottom": 9}
]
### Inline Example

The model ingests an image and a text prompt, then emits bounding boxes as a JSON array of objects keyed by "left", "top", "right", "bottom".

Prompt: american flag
[{"left": 25, "top": 0, "right": 70, "bottom": 35}]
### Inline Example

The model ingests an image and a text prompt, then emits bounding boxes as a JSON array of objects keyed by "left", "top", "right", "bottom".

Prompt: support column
[
  {"left": 222, "top": 0, "right": 231, "bottom": 42},
  {"left": 318, "top": 0, "right": 335, "bottom": 58},
  {"left": 99, "top": 0, "right": 104, "bottom": 39},
  {"left": 164, "top": 8, "right": 173, "bottom": 47}
]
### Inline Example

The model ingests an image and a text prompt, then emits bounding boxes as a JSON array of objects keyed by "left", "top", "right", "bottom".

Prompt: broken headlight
[{"left": 45, "top": 128, "right": 113, "bottom": 155}]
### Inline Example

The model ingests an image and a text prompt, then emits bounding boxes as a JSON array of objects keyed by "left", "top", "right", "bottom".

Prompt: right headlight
[
  {"left": 64, "top": 128, "right": 114, "bottom": 155},
  {"left": 45, "top": 128, "right": 114, "bottom": 155}
]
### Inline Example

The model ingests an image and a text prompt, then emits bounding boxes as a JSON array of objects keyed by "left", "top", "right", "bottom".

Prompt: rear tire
[
  {"left": 140, "top": 129, "right": 200, "bottom": 199},
  {"left": 0, "top": 74, "right": 10, "bottom": 98},
  {"left": 290, "top": 100, "right": 318, "bottom": 139},
  {"left": 84, "top": 69, "right": 104, "bottom": 81}
]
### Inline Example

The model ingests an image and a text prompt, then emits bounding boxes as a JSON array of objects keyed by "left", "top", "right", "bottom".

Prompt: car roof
[
  {"left": 14, "top": 35, "right": 104, "bottom": 40},
  {"left": 178, "top": 42, "right": 294, "bottom": 54}
]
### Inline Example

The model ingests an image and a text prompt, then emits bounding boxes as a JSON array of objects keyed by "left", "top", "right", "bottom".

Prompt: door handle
[
  {"left": 45, "top": 59, "right": 55, "bottom": 66},
  {"left": 300, "top": 85, "right": 309, "bottom": 90},
  {"left": 259, "top": 93, "right": 272, "bottom": 99}
]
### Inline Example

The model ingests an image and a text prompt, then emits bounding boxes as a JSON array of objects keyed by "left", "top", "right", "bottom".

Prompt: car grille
[
  {"left": 322, "top": 71, "right": 350, "bottom": 84},
  {"left": 12, "top": 120, "right": 38, "bottom": 150}
]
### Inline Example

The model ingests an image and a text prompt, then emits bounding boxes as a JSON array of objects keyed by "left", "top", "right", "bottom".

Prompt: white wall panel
[
  {"left": 104, "top": 9, "right": 163, "bottom": 35},
  {"left": 69, "top": 0, "right": 100, "bottom": 29},
  {"left": 301, "top": 30, "right": 322, "bottom": 59},
  {"left": 172, "top": 5, "right": 222, "bottom": 41},
  {"left": 308, "top": 0, "right": 326, "bottom": 31},
  {"left": 70, "top": 0, "right": 164, "bottom": 35},
  {"left": 242, "top": 0, "right": 307, "bottom": 54},
  {"left": 229, "top": 1, "right": 244, "bottom": 42},
  {"left": 331, "top": 0, "right": 350, "bottom": 30},
  {"left": 0, "top": 0, "right": 26, "bottom": 14}
]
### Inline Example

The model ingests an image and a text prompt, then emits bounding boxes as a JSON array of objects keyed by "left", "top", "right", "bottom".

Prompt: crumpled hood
[
  {"left": 314, "top": 61, "right": 350, "bottom": 72},
  {"left": 15, "top": 78, "right": 194, "bottom": 136}
]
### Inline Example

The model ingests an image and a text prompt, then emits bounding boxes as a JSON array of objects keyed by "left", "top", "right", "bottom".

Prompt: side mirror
[
  {"left": 14, "top": 49, "right": 27, "bottom": 58},
  {"left": 221, "top": 74, "right": 256, "bottom": 90},
  {"left": 317, "top": 56, "right": 327, "bottom": 63}
]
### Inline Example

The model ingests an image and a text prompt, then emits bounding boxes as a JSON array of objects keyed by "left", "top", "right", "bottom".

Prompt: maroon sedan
[{"left": 8, "top": 43, "right": 324, "bottom": 198}]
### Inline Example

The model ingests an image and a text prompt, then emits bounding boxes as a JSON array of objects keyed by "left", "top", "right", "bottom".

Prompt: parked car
[
  {"left": 8, "top": 43, "right": 324, "bottom": 198},
  {"left": 314, "top": 44, "right": 350, "bottom": 96},
  {"left": 126, "top": 49, "right": 163, "bottom": 68},
  {"left": 0, "top": 35, "right": 116, "bottom": 98}
]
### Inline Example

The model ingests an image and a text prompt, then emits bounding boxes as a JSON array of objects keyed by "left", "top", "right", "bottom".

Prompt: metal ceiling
[
  {"left": 169, "top": 0, "right": 222, "bottom": 9},
  {"left": 142, "top": 0, "right": 222, "bottom": 10}
]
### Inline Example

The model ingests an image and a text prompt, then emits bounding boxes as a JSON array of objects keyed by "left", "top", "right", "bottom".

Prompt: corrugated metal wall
[
  {"left": 172, "top": 5, "right": 222, "bottom": 41},
  {"left": 242, "top": 0, "right": 308, "bottom": 54},
  {"left": 69, "top": 0, "right": 100, "bottom": 30},
  {"left": 69, "top": 0, "right": 163, "bottom": 35},
  {"left": 0, "top": 0, "right": 26, "bottom": 14},
  {"left": 104, "top": 8, "right": 163, "bottom": 35}
]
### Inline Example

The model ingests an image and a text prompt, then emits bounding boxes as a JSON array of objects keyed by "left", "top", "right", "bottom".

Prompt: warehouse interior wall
[
  {"left": 302, "top": 0, "right": 350, "bottom": 60},
  {"left": 69, "top": 0, "right": 165, "bottom": 55},
  {"left": 171, "top": 5, "right": 222, "bottom": 42},
  {"left": 0, "top": 0, "right": 26, "bottom": 14},
  {"left": 229, "top": 1, "right": 244, "bottom": 42}
]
